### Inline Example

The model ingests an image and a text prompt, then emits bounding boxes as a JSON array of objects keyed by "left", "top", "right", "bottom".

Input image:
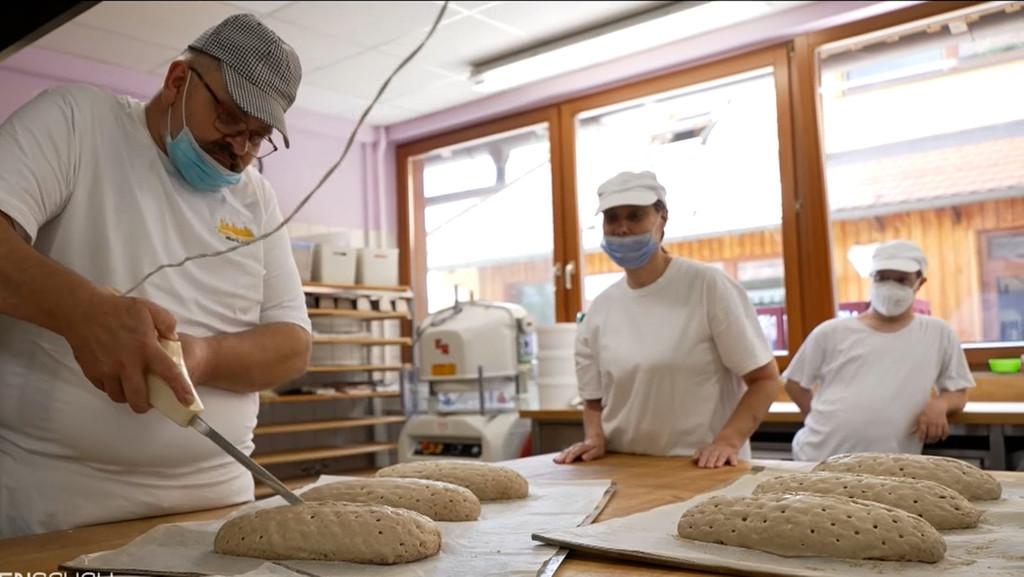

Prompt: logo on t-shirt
[{"left": 218, "top": 218, "right": 254, "bottom": 244}]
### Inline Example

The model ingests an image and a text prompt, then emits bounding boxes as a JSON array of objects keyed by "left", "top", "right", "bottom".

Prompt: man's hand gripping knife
[
  {"left": 147, "top": 338, "right": 205, "bottom": 426},
  {"left": 103, "top": 287, "right": 204, "bottom": 425}
]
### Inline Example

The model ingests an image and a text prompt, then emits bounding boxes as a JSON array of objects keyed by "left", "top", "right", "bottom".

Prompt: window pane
[
  {"left": 413, "top": 124, "right": 556, "bottom": 325},
  {"left": 575, "top": 67, "right": 789, "bottom": 352},
  {"left": 423, "top": 156, "right": 495, "bottom": 198},
  {"left": 818, "top": 3, "right": 1024, "bottom": 345},
  {"left": 506, "top": 141, "right": 549, "bottom": 183}
]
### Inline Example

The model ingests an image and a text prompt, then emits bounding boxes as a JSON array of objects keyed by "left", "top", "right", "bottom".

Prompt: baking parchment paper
[
  {"left": 62, "top": 475, "right": 614, "bottom": 577},
  {"left": 532, "top": 464, "right": 1024, "bottom": 577}
]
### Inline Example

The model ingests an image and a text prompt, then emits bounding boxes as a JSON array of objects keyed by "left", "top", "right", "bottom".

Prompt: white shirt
[
  {"left": 783, "top": 315, "right": 974, "bottom": 462},
  {"left": 0, "top": 85, "right": 311, "bottom": 537},
  {"left": 576, "top": 257, "right": 775, "bottom": 458}
]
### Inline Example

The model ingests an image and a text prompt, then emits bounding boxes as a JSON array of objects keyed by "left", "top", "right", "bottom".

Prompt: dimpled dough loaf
[
  {"left": 301, "top": 477, "right": 481, "bottom": 522},
  {"left": 812, "top": 453, "right": 1002, "bottom": 501},
  {"left": 375, "top": 460, "right": 529, "bottom": 501},
  {"left": 752, "top": 472, "right": 981, "bottom": 529},
  {"left": 214, "top": 501, "right": 442, "bottom": 564},
  {"left": 677, "top": 493, "right": 946, "bottom": 563}
]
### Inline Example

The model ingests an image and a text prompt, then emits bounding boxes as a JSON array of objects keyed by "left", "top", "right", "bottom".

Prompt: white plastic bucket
[
  {"left": 535, "top": 323, "right": 577, "bottom": 352},
  {"left": 535, "top": 350, "right": 576, "bottom": 379},
  {"left": 310, "top": 342, "right": 334, "bottom": 366},
  {"left": 536, "top": 376, "right": 578, "bottom": 409},
  {"left": 311, "top": 316, "right": 363, "bottom": 335},
  {"left": 333, "top": 343, "right": 364, "bottom": 366}
]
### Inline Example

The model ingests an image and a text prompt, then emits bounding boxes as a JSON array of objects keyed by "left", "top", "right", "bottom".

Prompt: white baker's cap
[
  {"left": 595, "top": 171, "right": 667, "bottom": 214},
  {"left": 870, "top": 240, "right": 927, "bottom": 275}
]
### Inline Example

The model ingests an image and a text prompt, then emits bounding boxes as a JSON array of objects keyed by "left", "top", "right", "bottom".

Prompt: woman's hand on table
[
  {"left": 553, "top": 439, "right": 606, "bottom": 464},
  {"left": 692, "top": 438, "right": 741, "bottom": 468}
]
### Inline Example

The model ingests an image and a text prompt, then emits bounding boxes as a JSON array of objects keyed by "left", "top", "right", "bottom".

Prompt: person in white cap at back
[
  {"left": 554, "top": 170, "right": 781, "bottom": 468},
  {"left": 0, "top": 14, "right": 312, "bottom": 537},
  {"left": 782, "top": 239, "right": 974, "bottom": 462}
]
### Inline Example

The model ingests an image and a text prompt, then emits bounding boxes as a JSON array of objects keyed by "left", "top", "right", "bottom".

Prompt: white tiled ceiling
[{"left": 26, "top": 1, "right": 822, "bottom": 127}]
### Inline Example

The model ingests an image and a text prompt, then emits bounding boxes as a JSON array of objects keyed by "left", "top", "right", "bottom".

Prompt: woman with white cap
[
  {"left": 782, "top": 239, "right": 973, "bottom": 462},
  {"left": 554, "top": 170, "right": 781, "bottom": 468}
]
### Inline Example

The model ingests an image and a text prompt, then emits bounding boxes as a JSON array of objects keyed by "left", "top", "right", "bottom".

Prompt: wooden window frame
[
  {"left": 797, "top": 0, "right": 1022, "bottom": 369},
  {"left": 396, "top": 108, "right": 562, "bottom": 322},
  {"left": 974, "top": 225, "right": 1024, "bottom": 340},
  {"left": 555, "top": 45, "right": 800, "bottom": 369},
  {"left": 397, "top": 0, "right": 1020, "bottom": 371}
]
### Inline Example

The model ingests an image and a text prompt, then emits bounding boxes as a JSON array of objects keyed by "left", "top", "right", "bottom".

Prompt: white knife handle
[{"left": 146, "top": 338, "right": 205, "bottom": 427}]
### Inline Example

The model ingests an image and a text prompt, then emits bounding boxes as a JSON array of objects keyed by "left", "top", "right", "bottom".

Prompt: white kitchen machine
[{"left": 397, "top": 298, "right": 536, "bottom": 463}]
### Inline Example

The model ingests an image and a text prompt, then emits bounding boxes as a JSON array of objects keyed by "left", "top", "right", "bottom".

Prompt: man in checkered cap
[{"left": 0, "top": 13, "right": 312, "bottom": 537}]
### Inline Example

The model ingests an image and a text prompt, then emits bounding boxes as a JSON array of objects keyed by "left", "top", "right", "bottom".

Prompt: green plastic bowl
[{"left": 988, "top": 358, "right": 1021, "bottom": 373}]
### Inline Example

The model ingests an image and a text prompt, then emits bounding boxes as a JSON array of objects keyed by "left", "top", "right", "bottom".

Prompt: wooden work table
[
  {"left": 522, "top": 402, "right": 1024, "bottom": 426},
  {"left": 521, "top": 402, "right": 1024, "bottom": 470},
  {"left": 523, "top": 370, "right": 1024, "bottom": 424},
  {"left": 0, "top": 453, "right": 909, "bottom": 576}
]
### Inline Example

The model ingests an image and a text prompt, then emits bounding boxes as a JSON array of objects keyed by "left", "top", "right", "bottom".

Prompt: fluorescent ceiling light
[{"left": 469, "top": 1, "right": 798, "bottom": 93}]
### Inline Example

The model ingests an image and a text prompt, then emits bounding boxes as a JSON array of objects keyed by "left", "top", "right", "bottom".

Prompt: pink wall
[
  {"left": 258, "top": 116, "right": 369, "bottom": 232},
  {"left": 0, "top": 47, "right": 375, "bottom": 235}
]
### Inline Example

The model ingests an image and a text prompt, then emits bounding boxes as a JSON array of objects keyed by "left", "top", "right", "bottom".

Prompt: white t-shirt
[
  {"left": 782, "top": 315, "right": 974, "bottom": 462},
  {"left": 576, "top": 257, "right": 775, "bottom": 458},
  {"left": 0, "top": 85, "right": 311, "bottom": 537}
]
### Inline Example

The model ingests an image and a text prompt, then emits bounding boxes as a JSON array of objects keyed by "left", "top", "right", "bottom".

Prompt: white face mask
[{"left": 869, "top": 281, "right": 916, "bottom": 317}]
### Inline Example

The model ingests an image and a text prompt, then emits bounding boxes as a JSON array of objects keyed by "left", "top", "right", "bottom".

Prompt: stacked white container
[
  {"left": 309, "top": 296, "right": 369, "bottom": 367},
  {"left": 534, "top": 323, "right": 580, "bottom": 409}
]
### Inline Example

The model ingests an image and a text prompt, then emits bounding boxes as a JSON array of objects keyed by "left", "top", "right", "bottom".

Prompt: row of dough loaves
[
  {"left": 214, "top": 460, "right": 530, "bottom": 564},
  {"left": 677, "top": 453, "right": 1003, "bottom": 564}
]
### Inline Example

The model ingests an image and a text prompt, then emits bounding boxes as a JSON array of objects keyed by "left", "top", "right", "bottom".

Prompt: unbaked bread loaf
[
  {"left": 301, "top": 477, "right": 481, "bottom": 521},
  {"left": 214, "top": 501, "right": 442, "bottom": 564},
  {"left": 812, "top": 453, "right": 1002, "bottom": 501},
  {"left": 677, "top": 493, "right": 946, "bottom": 563},
  {"left": 752, "top": 472, "right": 981, "bottom": 529},
  {"left": 375, "top": 460, "right": 529, "bottom": 501}
]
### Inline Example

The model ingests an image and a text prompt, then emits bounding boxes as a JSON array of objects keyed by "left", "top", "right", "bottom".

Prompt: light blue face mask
[
  {"left": 164, "top": 71, "right": 242, "bottom": 193},
  {"left": 601, "top": 232, "right": 658, "bottom": 270}
]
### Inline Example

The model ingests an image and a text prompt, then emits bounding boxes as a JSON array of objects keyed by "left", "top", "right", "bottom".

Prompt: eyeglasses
[{"left": 189, "top": 67, "right": 278, "bottom": 160}]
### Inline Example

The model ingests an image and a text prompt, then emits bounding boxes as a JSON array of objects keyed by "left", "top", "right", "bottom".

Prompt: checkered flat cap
[{"left": 189, "top": 13, "right": 302, "bottom": 148}]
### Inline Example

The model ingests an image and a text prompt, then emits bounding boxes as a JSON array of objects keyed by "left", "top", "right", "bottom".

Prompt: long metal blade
[{"left": 189, "top": 416, "right": 304, "bottom": 505}]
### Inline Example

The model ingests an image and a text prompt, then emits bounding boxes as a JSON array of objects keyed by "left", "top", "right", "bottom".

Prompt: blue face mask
[
  {"left": 601, "top": 232, "right": 658, "bottom": 270},
  {"left": 164, "top": 72, "right": 242, "bottom": 193}
]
